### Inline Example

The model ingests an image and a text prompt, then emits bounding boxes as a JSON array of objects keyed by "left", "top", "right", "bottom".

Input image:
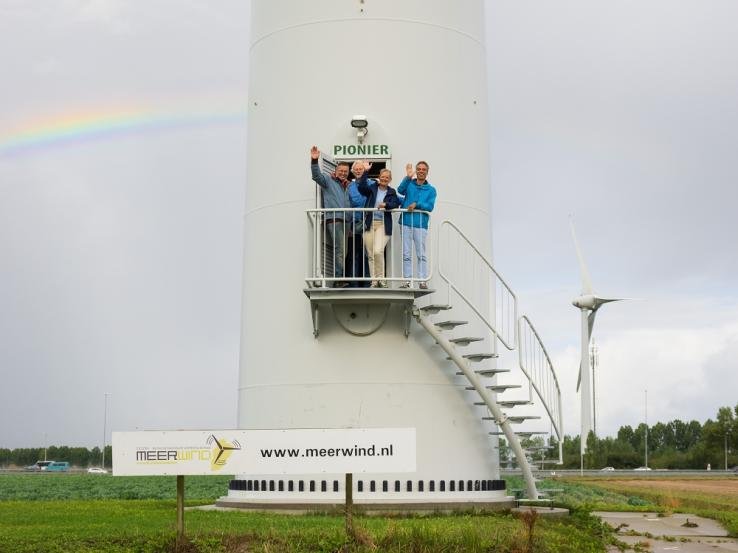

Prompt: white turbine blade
[
  {"left": 588, "top": 309, "right": 597, "bottom": 340},
  {"left": 592, "top": 296, "right": 630, "bottom": 309},
  {"left": 569, "top": 217, "right": 594, "bottom": 295},
  {"left": 577, "top": 310, "right": 597, "bottom": 392},
  {"left": 595, "top": 296, "right": 629, "bottom": 302}
]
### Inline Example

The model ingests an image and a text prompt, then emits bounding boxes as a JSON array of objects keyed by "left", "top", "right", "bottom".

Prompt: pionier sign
[
  {"left": 112, "top": 428, "right": 416, "bottom": 476},
  {"left": 332, "top": 144, "right": 390, "bottom": 160}
]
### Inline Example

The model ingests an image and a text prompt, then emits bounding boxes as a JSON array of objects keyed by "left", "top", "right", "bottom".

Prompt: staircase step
[
  {"left": 486, "top": 384, "right": 522, "bottom": 392},
  {"left": 449, "top": 337, "right": 483, "bottom": 347},
  {"left": 481, "top": 415, "right": 541, "bottom": 424},
  {"left": 476, "top": 368, "right": 511, "bottom": 376},
  {"left": 507, "top": 415, "right": 542, "bottom": 424},
  {"left": 435, "top": 320, "right": 468, "bottom": 330},
  {"left": 456, "top": 368, "right": 510, "bottom": 376},
  {"left": 497, "top": 400, "right": 531, "bottom": 408},
  {"left": 465, "top": 353, "right": 498, "bottom": 362},
  {"left": 514, "top": 431, "right": 548, "bottom": 438},
  {"left": 420, "top": 304, "right": 452, "bottom": 315},
  {"left": 446, "top": 353, "right": 498, "bottom": 362},
  {"left": 474, "top": 396, "right": 530, "bottom": 408},
  {"left": 489, "top": 431, "right": 547, "bottom": 437}
]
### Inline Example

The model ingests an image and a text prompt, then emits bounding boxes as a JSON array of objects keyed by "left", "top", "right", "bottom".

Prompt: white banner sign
[{"left": 112, "top": 428, "right": 416, "bottom": 476}]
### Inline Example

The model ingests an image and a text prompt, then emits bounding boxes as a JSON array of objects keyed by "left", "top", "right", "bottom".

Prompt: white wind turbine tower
[{"left": 570, "top": 219, "right": 627, "bottom": 467}]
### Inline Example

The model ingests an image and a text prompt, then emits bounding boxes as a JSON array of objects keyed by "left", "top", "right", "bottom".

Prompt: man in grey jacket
[{"left": 310, "top": 146, "right": 350, "bottom": 287}]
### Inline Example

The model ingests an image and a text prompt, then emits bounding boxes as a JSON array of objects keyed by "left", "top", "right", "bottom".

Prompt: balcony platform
[{"left": 303, "top": 286, "right": 433, "bottom": 337}]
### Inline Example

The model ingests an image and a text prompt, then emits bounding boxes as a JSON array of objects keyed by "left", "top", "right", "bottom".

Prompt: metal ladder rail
[
  {"left": 518, "top": 315, "right": 564, "bottom": 464},
  {"left": 415, "top": 310, "right": 539, "bottom": 500},
  {"left": 438, "top": 220, "right": 518, "bottom": 351}
]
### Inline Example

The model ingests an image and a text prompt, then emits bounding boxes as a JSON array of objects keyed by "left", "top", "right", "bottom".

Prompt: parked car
[
  {"left": 24, "top": 461, "right": 53, "bottom": 472},
  {"left": 87, "top": 467, "right": 108, "bottom": 474},
  {"left": 634, "top": 466, "right": 652, "bottom": 471},
  {"left": 600, "top": 466, "right": 615, "bottom": 471},
  {"left": 45, "top": 461, "right": 70, "bottom": 472}
]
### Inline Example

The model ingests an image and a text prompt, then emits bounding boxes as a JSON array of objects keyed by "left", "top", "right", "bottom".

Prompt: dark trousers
[{"left": 345, "top": 231, "right": 370, "bottom": 287}]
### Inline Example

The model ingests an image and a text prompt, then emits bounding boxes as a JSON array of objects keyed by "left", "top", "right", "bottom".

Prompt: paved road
[
  {"left": 502, "top": 469, "right": 738, "bottom": 478},
  {"left": 596, "top": 512, "right": 738, "bottom": 553}
]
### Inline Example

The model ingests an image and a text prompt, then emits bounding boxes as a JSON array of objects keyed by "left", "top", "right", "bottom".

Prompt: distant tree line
[
  {"left": 4, "top": 404, "right": 737, "bottom": 471},
  {"left": 505, "top": 403, "right": 738, "bottom": 470},
  {"left": 0, "top": 445, "right": 112, "bottom": 468}
]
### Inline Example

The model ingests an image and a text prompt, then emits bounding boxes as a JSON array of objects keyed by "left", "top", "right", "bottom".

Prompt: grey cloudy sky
[{"left": 1, "top": 1, "right": 736, "bottom": 449}]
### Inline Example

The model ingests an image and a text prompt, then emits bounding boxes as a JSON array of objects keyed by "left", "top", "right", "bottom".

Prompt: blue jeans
[
  {"left": 345, "top": 231, "right": 370, "bottom": 287},
  {"left": 324, "top": 220, "right": 345, "bottom": 281},
  {"left": 402, "top": 225, "right": 428, "bottom": 280}
]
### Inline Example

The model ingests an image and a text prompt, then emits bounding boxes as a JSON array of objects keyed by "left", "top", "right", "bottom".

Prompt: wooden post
[
  {"left": 344, "top": 472, "right": 353, "bottom": 540},
  {"left": 176, "top": 475, "right": 185, "bottom": 545}
]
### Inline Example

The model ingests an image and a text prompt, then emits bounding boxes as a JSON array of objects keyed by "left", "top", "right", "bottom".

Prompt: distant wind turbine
[{"left": 570, "top": 218, "right": 627, "bottom": 461}]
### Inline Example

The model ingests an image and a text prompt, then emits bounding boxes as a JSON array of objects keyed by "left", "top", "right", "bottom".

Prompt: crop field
[
  {"left": 1, "top": 473, "right": 735, "bottom": 552},
  {"left": 0, "top": 473, "right": 232, "bottom": 501}
]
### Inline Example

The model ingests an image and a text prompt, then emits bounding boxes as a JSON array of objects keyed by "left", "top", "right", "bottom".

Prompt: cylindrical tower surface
[{"left": 224, "top": 0, "right": 505, "bottom": 506}]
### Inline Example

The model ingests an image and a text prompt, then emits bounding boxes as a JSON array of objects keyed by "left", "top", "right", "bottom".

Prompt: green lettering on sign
[{"left": 331, "top": 144, "right": 392, "bottom": 160}]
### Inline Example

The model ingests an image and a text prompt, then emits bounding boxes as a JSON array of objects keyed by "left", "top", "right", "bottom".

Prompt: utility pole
[
  {"left": 644, "top": 389, "right": 648, "bottom": 468},
  {"left": 102, "top": 393, "right": 110, "bottom": 469},
  {"left": 590, "top": 341, "right": 599, "bottom": 436},
  {"left": 726, "top": 433, "right": 730, "bottom": 471}
]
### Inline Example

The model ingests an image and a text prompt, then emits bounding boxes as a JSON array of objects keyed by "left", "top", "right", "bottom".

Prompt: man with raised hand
[
  {"left": 398, "top": 161, "right": 436, "bottom": 289},
  {"left": 310, "top": 146, "right": 350, "bottom": 287}
]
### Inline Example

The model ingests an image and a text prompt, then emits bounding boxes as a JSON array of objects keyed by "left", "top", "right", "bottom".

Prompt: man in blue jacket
[
  {"left": 398, "top": 161, "right": 437, "bottom": 289},
  {"left": 345, "top": 161, "right": 373, "bottom": 287},
  {"left": 310, "top": 146, "right": 350, "bottom": 287}
]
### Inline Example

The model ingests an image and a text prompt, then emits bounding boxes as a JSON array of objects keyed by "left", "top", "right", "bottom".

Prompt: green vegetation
[
  {"left": 504, "top": 402, "right": 738, "bottom": 470},
  {"left": 0, "top": 499, "right": 612, "bottom": 553},
  {"left": 0, "top": 474, "right": 232, "bottom": 501},
  {"left": 0, "top": 474, "right": 619, "bottom": 552},
  {"left": 506, "top": 475, "right": 652, "bottom": 512},
  {"left": 3, "top": 472, "right": 737, "bottom": 551},
  {"left": 0, "top": 445, "right": 111, "bottom": 468}
]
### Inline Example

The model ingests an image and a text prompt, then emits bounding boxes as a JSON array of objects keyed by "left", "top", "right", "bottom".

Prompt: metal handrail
[
  {"left": 517, "top": 315, "right": 564, "bottom": 464},
  {"left": 415, "top": 311, "right": 540, "bottom": 500},
  {"left": 436, "top": 219, "right": 564, "bottom": 465},
  {"left": 306, "top": 207, "right": 432, "bottom": 287},
  {"left": 438, "top": 220, "right": 518, "bottom": 350}
]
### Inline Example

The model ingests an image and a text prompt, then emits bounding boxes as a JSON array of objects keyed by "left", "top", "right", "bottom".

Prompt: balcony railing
[{"left": 305, "top": 208, "right": 432, "bottom": 289}]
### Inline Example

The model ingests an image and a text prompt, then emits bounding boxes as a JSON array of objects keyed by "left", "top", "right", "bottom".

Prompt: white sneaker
[{"left": 399, "top": 281, "right": 411, "bottom": 289}]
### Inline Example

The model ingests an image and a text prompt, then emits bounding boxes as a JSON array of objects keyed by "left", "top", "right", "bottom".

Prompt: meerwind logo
[{"left": 206, "top": 434, "right": 242, "bottom": 471}]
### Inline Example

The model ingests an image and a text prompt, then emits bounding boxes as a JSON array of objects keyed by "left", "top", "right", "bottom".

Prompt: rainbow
[{"left": 0, "top": 105, "right": 247, "bottom": 158}]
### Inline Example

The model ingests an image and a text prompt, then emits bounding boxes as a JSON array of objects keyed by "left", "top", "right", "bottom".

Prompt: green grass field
[
  {"left": 0, "top": 498, "right": 612, "bottom": 553},
  {"left": 1, "top": 473, "right": 734, "bottom": 552}
]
